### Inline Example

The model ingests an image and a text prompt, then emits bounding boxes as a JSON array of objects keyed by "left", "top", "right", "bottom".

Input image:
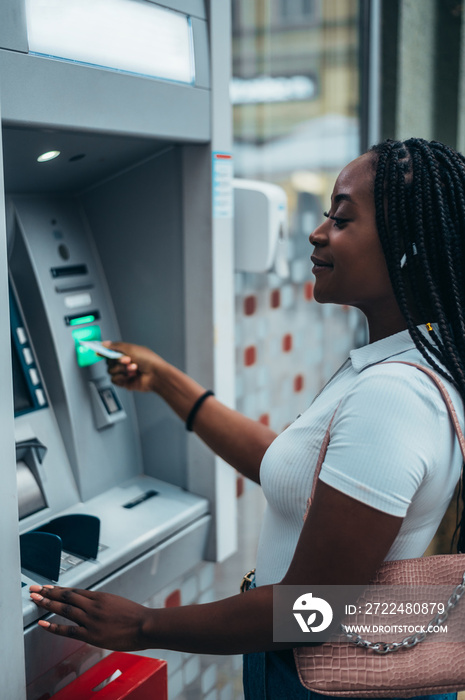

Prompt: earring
[{"left": 426, "top": 323, "right": 433, "bottom": 332}]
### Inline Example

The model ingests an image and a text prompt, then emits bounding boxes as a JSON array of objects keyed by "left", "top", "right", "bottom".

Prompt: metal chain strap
[{"left": 341, "top": 571, "right": 465, "bottom": 654}]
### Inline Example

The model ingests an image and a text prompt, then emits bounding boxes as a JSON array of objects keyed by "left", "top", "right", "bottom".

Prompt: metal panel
[
  {"left": 209, "top": 0, "right": 236, "bottom": 561},
  {"left": 79, "top": 148, "right": 189, "bottom": 487},
  {"left": 185, "top": 0, "right": 236, "bottom": 562},
  {"left": 0, "top": 0, "right": 28, "bottom": 52},
  {"left": 2, "top": 126, "right": 165, "bottom": 194},
  {"left": 0, "top": 93, "right": 27, "bottom": 699},
  {"left": 192, "top": 18, "right": 210, "bottom": 90},
  {"left": 21, "top": 475, "right": 209, "bottom": 628},
  {"left": 24, "top": 515, "right": 210, "bottom": 690},
  {"left": 10, "top": 196, "right": 144, "bottom": 501},
  {"left": 0, "top": 50, "right": 210, "bottom": 141}
]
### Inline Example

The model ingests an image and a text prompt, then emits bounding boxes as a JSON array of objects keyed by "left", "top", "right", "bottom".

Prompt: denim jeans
[{"left": 242, "top": 649, "right": 457, "bottom": 700}]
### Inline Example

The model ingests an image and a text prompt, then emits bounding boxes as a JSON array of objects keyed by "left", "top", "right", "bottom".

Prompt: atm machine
[{"left": 0, "top": 2, "right": 235, "bottom": 698}]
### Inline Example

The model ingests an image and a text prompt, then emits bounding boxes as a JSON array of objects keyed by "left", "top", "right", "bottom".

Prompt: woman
[{"left": 30, "top": 139, "right": 465, "bottom": 700}]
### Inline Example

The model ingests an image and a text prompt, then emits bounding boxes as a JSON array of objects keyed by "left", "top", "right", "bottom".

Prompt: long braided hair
[{"left": 369, "top": 138, "right": 465, "bottom": 552}]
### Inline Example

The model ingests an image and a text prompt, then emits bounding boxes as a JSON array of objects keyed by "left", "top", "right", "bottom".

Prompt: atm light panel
[
  {"left": 69, "top": 314, "right": 97, "bottom": 327},
  {"left": 26, "top": 0, "right": 195, "bottom": 85},
  {"left": 72, "top": 326, "right": 102, "bottom": 367}
]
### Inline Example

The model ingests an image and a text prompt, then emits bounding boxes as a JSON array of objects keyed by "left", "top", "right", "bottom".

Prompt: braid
[{"left": 369, "top": 138, "right": 465, "bottom": 552}]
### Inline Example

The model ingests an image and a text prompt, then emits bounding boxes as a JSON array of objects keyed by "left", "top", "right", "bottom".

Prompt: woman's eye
[{"left": 323, "top": 212, "right": 348, "bottom": 229}]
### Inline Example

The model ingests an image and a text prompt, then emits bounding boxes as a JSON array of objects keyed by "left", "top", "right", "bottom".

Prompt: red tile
[
  {"left": 244, "top": 295, "right": 257, "bottom": 315},
  {"left": 294, "top": 374, "right": 304, "bottom": 392},
  {"left": 270, "top": 289, "right": 281, "bottom": 308},
  {"left": 282, "top": 333, "right": 293, "bottom": 352},
  {"left": 236, "top": 475, "right": 244, "bottom": 498},
  {"left": 165, "top": 589, "right": 181, "bottom": 608},
  {"left": 304, "top": 282, "right": 314, "bottom": 301},
  {"left": 244, "top": 346, "right": 257, "bottom": 366},
  {"left": 258, "top": 413, "right": 270, "bottom": 426}
]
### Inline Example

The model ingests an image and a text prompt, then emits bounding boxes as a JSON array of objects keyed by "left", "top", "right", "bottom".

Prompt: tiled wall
[
  {"left": 142, "top": 563, "right": 243, "bottom": 700},
  {"left": 235, "top": 264, "right": 367, "bottom": 436}
]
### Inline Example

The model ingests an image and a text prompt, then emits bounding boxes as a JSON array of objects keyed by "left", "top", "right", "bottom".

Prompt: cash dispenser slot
[{"left": 20, "top": 514, "right": 100, "bottom": 582}]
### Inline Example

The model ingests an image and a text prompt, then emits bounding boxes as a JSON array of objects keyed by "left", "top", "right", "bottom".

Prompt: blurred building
[
  {"left": 232, "top": 0, "right": 465, "bottom": 555},
  {"left": 380, "top": 0, "right": 464, "bottom": 151},
  {"left": 232, "top": 0, "right": 366, "bottom": 435}
]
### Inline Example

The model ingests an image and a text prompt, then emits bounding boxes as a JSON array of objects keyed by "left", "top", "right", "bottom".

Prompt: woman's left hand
[{"left": 29, "top": 585, "right": 151, "bottom": 651}]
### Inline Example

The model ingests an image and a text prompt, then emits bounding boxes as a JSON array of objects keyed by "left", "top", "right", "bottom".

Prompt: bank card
[{"left": 78, "top": 340, "right": 124, "bottom": 359}]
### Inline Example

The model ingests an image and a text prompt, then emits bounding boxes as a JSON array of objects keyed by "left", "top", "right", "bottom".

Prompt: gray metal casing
[
  {"left": 0, "top": 2, "right": 235, "bottom": 697},
  {"left": 10, "top": 196, "right": 143, "bottom": 501}
]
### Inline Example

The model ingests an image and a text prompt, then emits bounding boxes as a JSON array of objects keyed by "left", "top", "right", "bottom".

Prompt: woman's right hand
[
  {"left": 101, "top": 341, "right": 167, "bottom": 394},
  {"left": 101, "top": 342, "right": 276, "bottom": 485}
]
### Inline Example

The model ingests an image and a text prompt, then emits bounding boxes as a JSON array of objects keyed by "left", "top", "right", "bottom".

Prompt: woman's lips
[{"left": 311, "top": 255, "right": 333, "bottom": 273}]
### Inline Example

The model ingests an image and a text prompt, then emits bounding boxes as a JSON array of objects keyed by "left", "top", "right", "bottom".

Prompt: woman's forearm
[
  {"left": 31, "top": 582, "right": 311, "bottom": 655},
  {"left": 141, "top": 586, "right": 286, "bottom": 655},
  {"left": 156, "top": 362, "right": 277, "bottom": 484}
]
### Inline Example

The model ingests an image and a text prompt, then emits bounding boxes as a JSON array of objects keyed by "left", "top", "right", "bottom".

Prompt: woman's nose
[{"left": 309, "top": 220, "right": 328, "bottom": 247}]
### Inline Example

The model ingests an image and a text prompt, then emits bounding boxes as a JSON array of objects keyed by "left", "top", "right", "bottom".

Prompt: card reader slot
[{"left": 65, "top": 309, "right": 101, "bottom": 326}]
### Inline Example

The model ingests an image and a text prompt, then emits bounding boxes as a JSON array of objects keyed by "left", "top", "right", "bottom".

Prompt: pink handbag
[{"left": 294, "top": 361, "right": 465, "bottom": 697}]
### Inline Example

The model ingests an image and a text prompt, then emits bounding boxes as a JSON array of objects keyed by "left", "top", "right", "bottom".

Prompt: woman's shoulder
[{"left": 351, "top": 350, "right": 462, "bottom": 419}]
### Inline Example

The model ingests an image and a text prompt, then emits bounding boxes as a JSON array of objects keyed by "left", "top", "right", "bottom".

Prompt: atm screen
[{"left": 12, "top": 340, "right": 34, "bottom": 414}]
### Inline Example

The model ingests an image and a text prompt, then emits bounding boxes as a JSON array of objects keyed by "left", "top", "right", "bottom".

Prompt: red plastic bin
[{"left": 51, "top": 652, "right": 167, "bottom": 700}]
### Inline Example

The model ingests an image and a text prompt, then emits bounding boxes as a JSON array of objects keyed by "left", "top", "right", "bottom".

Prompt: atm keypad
[
  {"left": 59, "top": 544, "right": 108, "bottom": 575},
  {"left": 59, "top": 551, "right": 85, "bottom": 573}
]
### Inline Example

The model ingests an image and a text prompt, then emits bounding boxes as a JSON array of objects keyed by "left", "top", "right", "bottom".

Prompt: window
[{"left": 279, "top": 0, "right": 318, "bottom": 24}]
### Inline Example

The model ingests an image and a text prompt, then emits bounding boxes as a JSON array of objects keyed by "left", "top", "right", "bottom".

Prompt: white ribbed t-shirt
[{"left": 255, "top": 328, "right": 464, "bottom": 587}]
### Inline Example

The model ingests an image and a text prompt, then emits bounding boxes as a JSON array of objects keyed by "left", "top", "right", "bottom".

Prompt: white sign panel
[{"left": 26, "top": 0, "right": 195, "bottom": 84}]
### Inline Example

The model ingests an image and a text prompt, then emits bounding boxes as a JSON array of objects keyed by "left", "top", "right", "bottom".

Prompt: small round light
[{"left": 37, "top": 150, "right": 61, "bottom": 163}]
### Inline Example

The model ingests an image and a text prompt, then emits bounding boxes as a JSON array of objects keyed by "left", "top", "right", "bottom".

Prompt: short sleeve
[{"left": 318, "top": 365, "right": 446, "bottom": 517}]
